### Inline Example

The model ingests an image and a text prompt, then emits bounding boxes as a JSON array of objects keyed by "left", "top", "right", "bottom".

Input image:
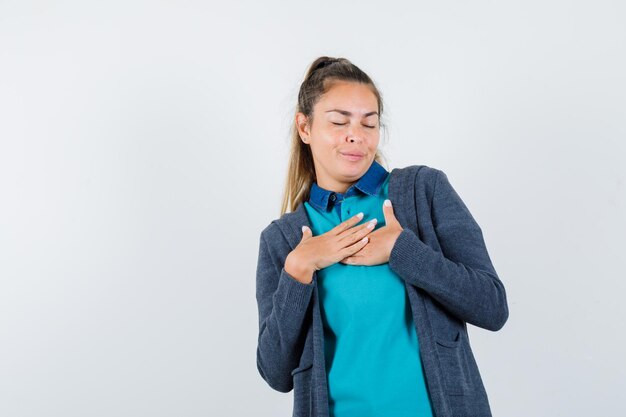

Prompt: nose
[{"left": 345, "top": 125, "right": 364, "bottom": 143}]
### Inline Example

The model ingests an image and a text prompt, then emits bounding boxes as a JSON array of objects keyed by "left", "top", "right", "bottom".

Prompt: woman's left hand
[{"left": 339, "top": 199, "right": 403, "bottom": 266}]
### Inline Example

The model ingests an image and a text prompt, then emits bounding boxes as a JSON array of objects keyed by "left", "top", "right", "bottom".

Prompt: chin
[{"left": 340, "top": 161, "right": 368, "bottom": 178}]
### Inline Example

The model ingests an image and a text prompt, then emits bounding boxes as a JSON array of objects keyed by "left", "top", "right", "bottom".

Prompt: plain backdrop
[{"left": 1, "top": 1, "right": 625, "bottom": 416}]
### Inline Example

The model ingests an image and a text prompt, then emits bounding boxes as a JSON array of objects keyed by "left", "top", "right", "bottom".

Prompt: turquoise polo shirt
[{"left": 303, "top": 160, "right": 434, "bottom": 417}]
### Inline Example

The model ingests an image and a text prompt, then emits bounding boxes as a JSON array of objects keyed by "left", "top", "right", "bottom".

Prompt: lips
[
  {"left": 339, "top": 151, "right": 365, "bottom": 157},
  {"left": 339, "top": 151, "right": 365, "bottom": 162}
]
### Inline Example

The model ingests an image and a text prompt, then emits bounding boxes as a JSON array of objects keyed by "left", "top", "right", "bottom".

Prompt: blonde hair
[{"left": 280, "top": 56, "right": 388, "bottom": 216}]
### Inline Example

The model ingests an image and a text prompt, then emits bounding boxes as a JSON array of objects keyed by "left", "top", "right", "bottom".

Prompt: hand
[
  {"left": 284, "top": 212, "right": 377, "bottom": 284},
  {"left": 340, "top": 199, "right": 403, "bottom": 266}
]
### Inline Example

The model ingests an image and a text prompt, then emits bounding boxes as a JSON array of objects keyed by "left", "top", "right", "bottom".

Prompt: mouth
[{"left": 339, "top": 151, "right": 365, "bottom": 162}]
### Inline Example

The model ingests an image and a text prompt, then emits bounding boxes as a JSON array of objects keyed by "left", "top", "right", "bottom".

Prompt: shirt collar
[{"left": 308, "top": 159, "right": 389, "bottom": 212}]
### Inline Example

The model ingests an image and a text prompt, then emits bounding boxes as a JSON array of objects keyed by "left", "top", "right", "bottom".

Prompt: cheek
[
  {"left": 312, "top": 141, "right": 339, "bottom": 158},
  {"left": 368, "top": 138, "right": 380, "bottom": 151}
]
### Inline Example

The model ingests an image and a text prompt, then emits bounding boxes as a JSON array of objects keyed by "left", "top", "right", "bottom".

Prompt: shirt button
[{"left": 330, "top": 194, "right": 336, "bottom": 201}]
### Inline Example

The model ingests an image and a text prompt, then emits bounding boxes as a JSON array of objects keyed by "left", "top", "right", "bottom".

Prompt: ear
[{"left": 295, "top": 112, "right": 310, "bottom": 142}]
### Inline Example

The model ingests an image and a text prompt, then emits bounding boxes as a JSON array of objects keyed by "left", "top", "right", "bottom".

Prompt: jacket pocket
[
  {"left": 291, "top": 363, "right": 313, "bottom": 417},
  {"left": 435, "top": 330, "right": 472, "bottom": 396}
]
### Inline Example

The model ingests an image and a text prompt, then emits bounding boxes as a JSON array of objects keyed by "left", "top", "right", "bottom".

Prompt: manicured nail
[
  {"left": 384, "top": 199, "right": 392, "bottom": 207},
  {"left": 302, "top": 226, "right": 307, "bottom": 233},
  {"left": 362, "top": 237, "right": 369, "bottom": 243},
  {"left": 356, "top": 212, "right": 364, "bottom": 218},
  {"left": 367, "top": 219, "right": 377, "bottom": 229}
]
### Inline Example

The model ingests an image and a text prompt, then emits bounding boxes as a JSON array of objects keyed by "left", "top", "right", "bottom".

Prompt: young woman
[{"left": 255, "top": 56, "right": 509, "bottom": 417}]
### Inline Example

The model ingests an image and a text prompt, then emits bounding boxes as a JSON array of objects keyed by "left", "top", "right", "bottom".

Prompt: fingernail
[
  {"left": 384, "top": 199, "right": 392, "bottom": 207},
  {"left": 367, "top": 218, "right": 377, "bottom": 229},
  {"left": 357, "top": 212, "right": 364, "bottom": 218},
  {"left": 302, "top": 226, "right": 307, "bottom": 233}
]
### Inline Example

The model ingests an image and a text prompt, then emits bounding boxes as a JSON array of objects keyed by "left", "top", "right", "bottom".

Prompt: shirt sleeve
[
  {"left": 388, "top": 168, "right": 509, "bottom": 331},
  {"left": 255, "top": 229, "right": 315, "bottom": 392}
]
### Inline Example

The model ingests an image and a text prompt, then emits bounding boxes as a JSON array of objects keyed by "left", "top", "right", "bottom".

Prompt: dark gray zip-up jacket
[{"left": 255, "top": 164, "right": 509, "bottom": 417}]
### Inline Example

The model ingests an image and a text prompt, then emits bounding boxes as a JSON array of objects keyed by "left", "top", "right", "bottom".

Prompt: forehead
[{"left": 317, "top": 81, "right": 378, "bottom": 114}]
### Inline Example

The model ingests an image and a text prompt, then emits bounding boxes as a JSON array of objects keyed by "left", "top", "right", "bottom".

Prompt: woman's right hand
[{"left": 284, "top": 212, "right": 377, "bottom": 284}]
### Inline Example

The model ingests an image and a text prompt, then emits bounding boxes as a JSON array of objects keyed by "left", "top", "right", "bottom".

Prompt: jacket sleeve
[
  {"left": 388, "top": 168, "right": 509, "bottom": 331},
  {"left": 255, "top": 229, "right": 315, "bottom": 392}
]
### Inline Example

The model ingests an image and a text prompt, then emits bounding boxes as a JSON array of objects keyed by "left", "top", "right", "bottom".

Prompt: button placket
[{"left": 342, "top": 197, "right": 353, "bottom": 219}]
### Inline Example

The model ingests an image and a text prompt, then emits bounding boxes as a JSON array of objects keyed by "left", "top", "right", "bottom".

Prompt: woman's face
[{"left": 296, "top": 81, "right": 380, "bottom": 193}]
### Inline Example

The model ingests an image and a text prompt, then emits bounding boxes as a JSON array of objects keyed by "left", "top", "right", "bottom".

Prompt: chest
[{"left": 303, "top": 179, "right": 408, "bottom": 331}]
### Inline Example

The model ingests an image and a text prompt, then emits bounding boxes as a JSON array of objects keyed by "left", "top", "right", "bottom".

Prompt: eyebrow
[{"left": 325, "top": 109, "right": 379, "bottom": 117}]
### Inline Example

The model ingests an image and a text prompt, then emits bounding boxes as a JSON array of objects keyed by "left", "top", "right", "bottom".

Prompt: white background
[{"left": 1, "top": 1, "right": 624, "bottom": 416}]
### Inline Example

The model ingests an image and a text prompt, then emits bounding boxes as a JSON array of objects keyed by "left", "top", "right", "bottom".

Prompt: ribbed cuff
[
  {"left": 275, "top": 267, "right": 315, "bottom": 315},
  {"left": 389, "top": 228, "right": 431, "bottom": 286}
]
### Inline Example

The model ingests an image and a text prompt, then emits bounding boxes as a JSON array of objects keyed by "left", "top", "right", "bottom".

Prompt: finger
[
  {"left": 340, "top": 235, "right": 369, "bottom": 259},
  {"left": 382, "top": 199, "right": 397, "bottom": 226},
  {"left": 330, "top": 211, "right": 364, "bottom": 235},
  {"left": 339, "top": 218, "right": 377, "bottom": 244},
  {"left": 341, "top": 254, "right": 361, "bottom": 265},
  {"left": 301, "top": 225, "right": 313, "bottom": 241}
]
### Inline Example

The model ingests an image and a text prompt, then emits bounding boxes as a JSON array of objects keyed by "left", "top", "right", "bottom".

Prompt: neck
[{"left": 316, "top": 178, "right": 355, "bottom": 194}]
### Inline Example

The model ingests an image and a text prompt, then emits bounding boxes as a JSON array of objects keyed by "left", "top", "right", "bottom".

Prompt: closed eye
[{"left": 332, "top": 122, "right": 376, "bottom": 129}]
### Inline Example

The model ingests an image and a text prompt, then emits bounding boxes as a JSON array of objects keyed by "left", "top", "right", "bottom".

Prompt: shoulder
[
  {"left": 258, "top": 209, "right": 301, "bottom": 248},
  {"left": 259, "top": 219, "right": 285, "bottom": 242},
  {"left": 389, "top": 164, "right": 446, "bottom": 191}
]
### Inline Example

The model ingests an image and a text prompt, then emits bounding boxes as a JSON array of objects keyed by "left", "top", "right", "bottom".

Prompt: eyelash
[{"left": 332, "top": 122, "right": 376, "bottom": 129}]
